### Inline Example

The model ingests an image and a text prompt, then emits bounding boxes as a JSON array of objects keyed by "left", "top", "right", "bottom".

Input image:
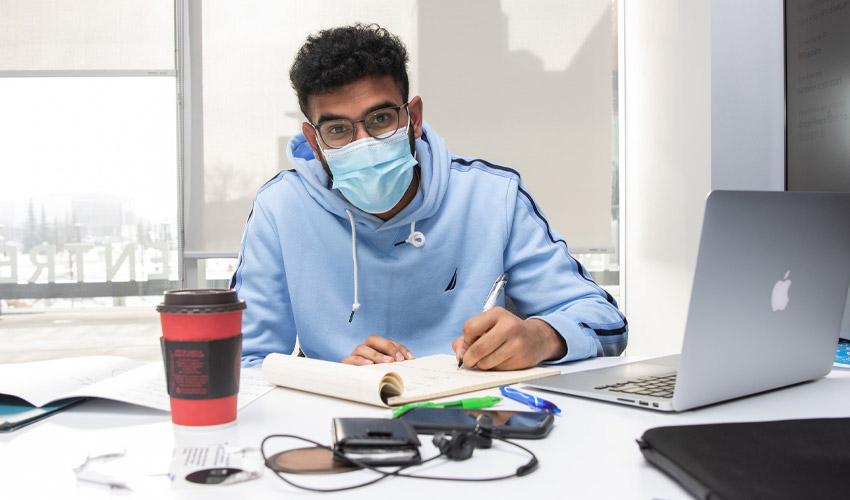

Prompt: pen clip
[
  {"left": 483, "top": 274, "right": 508, "bottom": 311},
  {"left": 487, "top": 274, "right": 507, "bottom": 296}
]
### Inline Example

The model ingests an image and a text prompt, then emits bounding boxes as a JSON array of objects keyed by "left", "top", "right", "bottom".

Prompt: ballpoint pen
[
  {"left": 500, "top": 385, "right": 561, "bottom": 414},
  {"left": 458, "top": 274, "right": 508, "bottom": 369},
  {"left": 391, "top": 396, "right": 502, "bottom": 418}
]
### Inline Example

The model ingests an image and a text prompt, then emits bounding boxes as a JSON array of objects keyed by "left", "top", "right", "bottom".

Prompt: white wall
[
  {"left": 419, "top": 0, "right": 616, "bottom": 251},
  {"left": 623, "top": 0, "right": 712, "bottom": 356},
  {"left": 711, "top": 0, "right": 785, "bottom": 191},
  {"left": 623, "top": 0, "right": 785, "bottom": 356}
]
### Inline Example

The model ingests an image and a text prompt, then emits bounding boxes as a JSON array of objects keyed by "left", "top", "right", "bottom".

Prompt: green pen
[{"left": 391, "top": 396, "right": 502, "bottom": 418}]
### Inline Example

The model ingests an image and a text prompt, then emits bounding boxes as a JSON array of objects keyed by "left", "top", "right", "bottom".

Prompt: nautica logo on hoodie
[{"left": 445, "top": 268, "right": 458, "bottom": 291}]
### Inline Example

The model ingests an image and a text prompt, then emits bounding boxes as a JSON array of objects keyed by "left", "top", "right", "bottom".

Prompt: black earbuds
[
  {"left": 474, "top": 412, "right": 495, "bottom": 439},
  {"left": 431, "top": 413, "right": 539, "bottom": 476},
  {"left": 433, "top": 430, "right": 475, "bottom": 460},
  {"left": 432, "top": 414, "right": 495, "bottom": 461}
]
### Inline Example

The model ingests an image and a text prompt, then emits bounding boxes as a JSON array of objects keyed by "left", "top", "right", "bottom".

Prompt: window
[
  {"left": 0, "top": 77, "right": 179, "bottom": 288},
  {"left": 0, "top": 0, "right": 178, "bottom": 362}
]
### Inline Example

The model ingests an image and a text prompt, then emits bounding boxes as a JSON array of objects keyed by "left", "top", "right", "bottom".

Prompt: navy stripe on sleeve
[{"left": 579, "top": 319, "right": 629, "bottom": 337}]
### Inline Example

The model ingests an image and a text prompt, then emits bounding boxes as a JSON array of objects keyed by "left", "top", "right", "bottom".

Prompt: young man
[{"left": 233, "top": 24, "right": 627, "bottom": 370}]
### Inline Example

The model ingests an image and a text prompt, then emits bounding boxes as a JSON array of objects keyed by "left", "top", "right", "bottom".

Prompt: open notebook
[{"left": 261, "top": 353, "right": 559, "bottom": 407}]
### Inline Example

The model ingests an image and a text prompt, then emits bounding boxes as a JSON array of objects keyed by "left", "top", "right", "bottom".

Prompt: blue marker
[{"left": 500, "top": 385, "right": 561, "bottom": 414}]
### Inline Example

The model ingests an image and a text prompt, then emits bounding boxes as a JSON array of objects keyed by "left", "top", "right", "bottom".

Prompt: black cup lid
[{"left": 156, "top": 289, "right": 246, "bottom": 314}]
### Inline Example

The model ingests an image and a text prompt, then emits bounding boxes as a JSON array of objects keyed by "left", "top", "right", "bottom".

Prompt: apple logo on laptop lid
[{"left": 771, "top": 270, "right": 792, "bottom": 312}]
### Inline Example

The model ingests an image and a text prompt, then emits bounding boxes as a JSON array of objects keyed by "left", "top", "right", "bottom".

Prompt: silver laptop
[{"left": 526, "top": 190, "right": 850, "bottom": 412}]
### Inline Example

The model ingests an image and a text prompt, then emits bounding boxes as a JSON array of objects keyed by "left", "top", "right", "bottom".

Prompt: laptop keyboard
[{"left": 594, "top": 373, "right": 677, "bottom": 399}]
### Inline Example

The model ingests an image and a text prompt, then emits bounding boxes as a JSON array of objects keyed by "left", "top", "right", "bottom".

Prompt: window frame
[{"left": 0, "top": 1, "right": 190, "bottom": 305}]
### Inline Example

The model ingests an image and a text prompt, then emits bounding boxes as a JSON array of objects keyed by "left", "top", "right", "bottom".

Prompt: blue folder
[{"left": 0, "top": 395, "right": 88, "bottom": 432}]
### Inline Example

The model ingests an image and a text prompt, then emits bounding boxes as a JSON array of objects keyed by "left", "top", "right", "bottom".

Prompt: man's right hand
[{"left": 342, "top": 334, "right": 415, "bottom": 365}]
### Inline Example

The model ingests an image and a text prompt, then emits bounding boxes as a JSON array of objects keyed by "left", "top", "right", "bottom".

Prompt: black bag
[{"left": 637, "top": 417, "right": 850, "bottom": 500}]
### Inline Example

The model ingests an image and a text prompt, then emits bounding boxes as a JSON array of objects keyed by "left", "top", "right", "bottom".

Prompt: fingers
[
  {"left": 475, "top": 335, "right": 525, "bottom": 370},
  {"left": 363, "top": 334, "right": 414, "bottom": 361},
  {"left": 341, "top": 354, "right": 376, "bottom": 366},
  {"left": 460, "top": 310, "right": 564, "bottom": 371},
  {"left": 342, "top": 334, "right": 415, "bottom": 365},
  {"left": 451, "top": 337, "right": 467, "bottom": 362},
  {"left": 461, "top": 307, "right": 501, "bottom": 346},
  {"left": 461, "top": 308, "right": 525, "bottom": 370}
]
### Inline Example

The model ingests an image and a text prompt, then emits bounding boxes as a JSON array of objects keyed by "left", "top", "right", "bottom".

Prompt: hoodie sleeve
[
  {"left": 502, "top": 180, "right": 628, "bottom": 362},
  {"left": 231, "top": 196, "right": 297, "bottom": 368}
]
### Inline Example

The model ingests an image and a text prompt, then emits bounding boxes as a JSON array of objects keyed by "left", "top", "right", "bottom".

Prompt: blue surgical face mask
[{"left": 321, "top": 128, "right": 418, "bottom": 214}]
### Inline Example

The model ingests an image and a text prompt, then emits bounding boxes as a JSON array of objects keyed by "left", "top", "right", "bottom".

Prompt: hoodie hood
[{"left": 287, "top": 121, "right": 450, "bottom": 231}]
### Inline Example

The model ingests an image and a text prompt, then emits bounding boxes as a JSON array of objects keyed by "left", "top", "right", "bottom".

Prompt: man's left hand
[{"left": 452, "top": 307, "right": 567, "bottom": 371}]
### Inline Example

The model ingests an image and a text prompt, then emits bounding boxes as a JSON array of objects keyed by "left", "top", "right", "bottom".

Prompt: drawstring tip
[
  {"left": 394, "top": 240, "right": 405, "bottom": 246},
  {"left": 349, "top": 310, "right": 355, "bottom": 322}
]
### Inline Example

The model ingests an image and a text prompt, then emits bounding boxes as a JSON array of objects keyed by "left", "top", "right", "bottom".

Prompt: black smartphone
[{"left": 397, "top": 407, "right": 554, "bottom": 439}]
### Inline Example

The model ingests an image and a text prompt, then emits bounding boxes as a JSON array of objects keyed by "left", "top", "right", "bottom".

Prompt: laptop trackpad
[{"left": 528, "top": 355, "right": 680, "bottom": 392}]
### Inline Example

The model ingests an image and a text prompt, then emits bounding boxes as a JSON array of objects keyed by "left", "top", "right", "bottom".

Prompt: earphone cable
[{"left": 260, "top": 432, "right": 538, "bottom": 492}]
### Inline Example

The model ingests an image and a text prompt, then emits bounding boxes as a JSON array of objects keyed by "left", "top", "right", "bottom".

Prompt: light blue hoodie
[{"left": 233, "top": 122, "right": 627, "bottom": 367}]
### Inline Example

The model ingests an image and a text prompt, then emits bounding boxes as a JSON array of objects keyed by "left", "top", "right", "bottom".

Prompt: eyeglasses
[{"left": 314, "top": 103, "right": 409, "bottom": 149}]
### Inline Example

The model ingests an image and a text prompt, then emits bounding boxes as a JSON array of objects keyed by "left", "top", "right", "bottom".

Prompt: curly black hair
[{"left": 290, "top": 23, "right": 410, "bottom": 121}]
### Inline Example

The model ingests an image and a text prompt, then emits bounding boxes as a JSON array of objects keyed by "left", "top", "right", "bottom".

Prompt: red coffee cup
[{"left": 157, "top": 289, "right": 246, "bottom": 427}]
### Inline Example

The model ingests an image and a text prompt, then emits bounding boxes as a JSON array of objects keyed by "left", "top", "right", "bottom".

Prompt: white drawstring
[
  {"left": 346, "top": 209, "right": 361, "bottom": 322},
  {"left": 403, "top": 221, "right": 426, "bottom": 247},
  {"left": 393, "top": 168, "right": 425, "bottom": 248},
  {"left": 394, "top": 221, "right": 426, "bottom": 247},
  {"left": 346, "top": 211, "right": 425, "bottom": 322}
]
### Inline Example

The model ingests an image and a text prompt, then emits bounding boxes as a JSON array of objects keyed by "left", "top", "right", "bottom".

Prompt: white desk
[{"left": 3, "top": 357, "right": 849, "bottom": 499}]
